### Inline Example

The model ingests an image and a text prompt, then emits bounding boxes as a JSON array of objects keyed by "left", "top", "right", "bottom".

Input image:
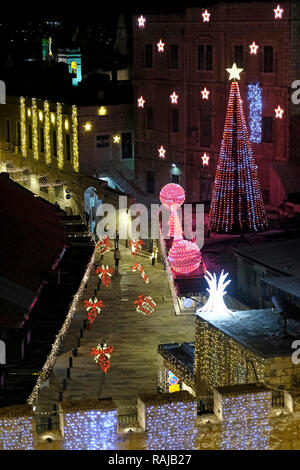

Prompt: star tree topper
[{"left": 226, "top": 63, "right": 243, "bottom": 81}]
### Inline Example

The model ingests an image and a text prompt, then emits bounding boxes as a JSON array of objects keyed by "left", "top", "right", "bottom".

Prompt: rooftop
[{"left": 196, "top": 308, "right": 300, "bottom": 358}]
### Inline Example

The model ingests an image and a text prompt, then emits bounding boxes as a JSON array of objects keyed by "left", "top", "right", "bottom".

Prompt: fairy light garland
[
  {"left": 72, "top": 105, "right": 79, "bottom": 172},
  {"left": 247, "top": 83, "right": 262, "bottom": 143},
  {"left": 44, "top": 100, "right": 51, "bottom": 165},
  {"left": 0, "top": 417, "right": 34, "bottom": 450},
  {"left": 56, "top": 103, "right": 64, "bottom": 169},
  {"left": 27, "top": 244, "right": 96, "bottom": 406},
  {"left": 31, "top": 98, "right": 39, "bottom": 160},
  {"left": 20, "top": 97, "right": 27, "bottom": 157}
]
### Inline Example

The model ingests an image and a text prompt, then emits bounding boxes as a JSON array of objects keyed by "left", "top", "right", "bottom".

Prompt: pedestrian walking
[
  {"left": 115, "top": 230, "right": 119, "bottom": 248},
  {"left": 114, "top": 247, "right": 121, "bottom": 271}
]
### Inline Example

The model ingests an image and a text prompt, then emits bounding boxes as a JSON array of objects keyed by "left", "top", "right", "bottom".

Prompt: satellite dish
[{"left": 271, "top": 296, "right": 300, "bottom": 337}]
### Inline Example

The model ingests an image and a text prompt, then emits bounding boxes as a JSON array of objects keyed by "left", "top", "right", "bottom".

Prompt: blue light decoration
[
  {"left": 145, "top": 401, "right": 197, "bottom": 450},
  {"left": 247, "top": 83, "right": 262, "bottom": 143},
  {"left": 62, "top": 410, "right": 118, "bottom": 450},
  {"left": 0, "top": 417, "right": 34, "bottom": 450}
]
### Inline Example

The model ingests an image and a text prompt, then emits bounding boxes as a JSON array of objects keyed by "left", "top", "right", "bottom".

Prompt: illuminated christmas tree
[{"left": 209, "top": 64, "right": 268, "bottom": 233}]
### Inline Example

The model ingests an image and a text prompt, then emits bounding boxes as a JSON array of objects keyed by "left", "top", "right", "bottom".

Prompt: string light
[
  {"left": 159, "top": 183, "right": 185, "bottom": 237},
  {"left": 72, "top": 105, "right": 79, "bottom": 172},
  {"left": 20, "top": 97, "right": 27, "bottom": 157},
  {"left": 31, "top": 98, "right": 39, "bottom": 160},
  {"left": 247, "top": 83, "right": 262, "bottom": 143},
  {"left": 44, "top": 100, "right": 51, "bottom": 165},
  {"left": 56, "top": 103, "right": 64, "bottom": 169},
  {"left": 0, "top": 417, "right": 34, "bottom": 450},
  {"left": 196, "top": 270, "right": 232, "bottom": 319},
  {"left": 209, "top": 80, "right": 268, "bottom": 233}
]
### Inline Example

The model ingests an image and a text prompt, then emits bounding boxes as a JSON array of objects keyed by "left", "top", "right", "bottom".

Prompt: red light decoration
[
  {"left": 96, "top": 265, "right": 114, "bottom": 287},
  {"left": 90, "top": 342, "right": 113, "bottom": 373},
  {"left": 84, "top": 297, "right": 104, "bottom": 325},
  {"left": 249, "top": 41, "right": 259, "bottom": 55},
  {"left": 168, "top": 239, "right": 202, "bottom": 275},
  {"left": 137, "top": 15, "right": 146, "bottom": 28},
  {"left": 134, "top": 294, "right": 157, "bottom": 316},
  {"left": 209, "top": 80, "right": 268, "bottom": 233},
  {"left": 170, "top": 91, "right": 178, "bottom": 104},
  {"left": 274, "top": 105, "right": 284, "bottom": 118},
  {"left": 158, "top": 145, "right": 166, "bottom": 159},
  {"left": 157, "top": 39, "right": 165, "bottom": 52},
  {"left": 95, "top": 236, "right": 112, "bottom": 256},
  {"left": 137, "top": 96, "right": 145, "bottom": 108},
  {"left": 274, "top": 4, "right": 283, "bottom": 19},
  {"left": 202, "top": 9, "right": 211, "bottom": 22},
  {"left": 131, "top": 263, "right": 149, "bottom": 283},
  {"left": 202, "top": 153, "right": 210, "bottom": 166},
  {"left": 160, "top": 183, "right": 185, "bottom": 238},
  {"left": 129, "top": 239, "right": 145, "bottom": 257},
  {"left": 201, "top": 87, "right": 210, "bottom": 100}
]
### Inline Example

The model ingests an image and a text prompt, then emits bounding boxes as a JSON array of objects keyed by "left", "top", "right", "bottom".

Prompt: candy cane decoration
[
  {"left": 134, "top": 294, "right": 157, "bottom": 316},
  {"left": 90, "top": 342, "right": 113, "bottom": 373},
  {"left": 96, "top": 265, "right": 114, "bottom": 287},
  {"left": 84, "top": 297, "right": 105, "bottom": 325},
  {"left": 95, "top": 236, "right": 112, "bottom": 256},
  {"left": 129, "top": 239, "right": 145, "bottom": 257},
  {"left": 131, "top": 263, "right": 149, "bottom": 284}
]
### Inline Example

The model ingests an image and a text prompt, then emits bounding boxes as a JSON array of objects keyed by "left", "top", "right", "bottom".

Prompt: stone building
[{"left": 132, "top": 1, "right": 300, "bottom": 205}]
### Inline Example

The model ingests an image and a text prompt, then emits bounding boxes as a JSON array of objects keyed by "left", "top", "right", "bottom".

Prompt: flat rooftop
[{"left": 196, "top": 308, "right": 300, "bottom": 358}]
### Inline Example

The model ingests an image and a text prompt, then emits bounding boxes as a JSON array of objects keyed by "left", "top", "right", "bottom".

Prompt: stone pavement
[{"left": 37, "top": 242, "right": 195, "bottom": 410}]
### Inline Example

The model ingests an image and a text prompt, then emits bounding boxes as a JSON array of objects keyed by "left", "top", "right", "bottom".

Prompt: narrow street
[{"left": 38, "top": 242, "right": 195, "bottom": 410}]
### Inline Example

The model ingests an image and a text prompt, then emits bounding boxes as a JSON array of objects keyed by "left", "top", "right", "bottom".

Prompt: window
[
  {"left": 55, "top": 180, "right": 64, "bottom": 200},
  {"left": 40, "top": 128, "right": 44, "bottom": 153},
  {"left": 96, "top": 134, "right": 110, "bottom": 148},
  {"left": 264, "top": 46, "right": 274, "bottom": 73},
  {"left": 144, "top": 44, "right": 153, "bottom": 68},
  {"left": 171, "top": 174, "right": 180, "bottom": 184},
  {"left": 234, "top": 45, "right": 244, "bottom": 68},
  {"left": 200, "top": 101, "right": 212, "bottom": 147},
  {"left": 121, "top": 132, "right": 132, "bottom": 159},
  {"left": 52, "top": 130, "right": 57, "bottom": 156},
  {"left": 28, "top": 125, "right": 32, "bottom": 149},
  {"left": 39, "top": 176, "right": 48, "bottom": 194},
  {"left": 262, "top": 116, "right": 273, "bottom": 142},
  {"left": 65, "top": 133, "right": 71, "bottom": 161},
  {"left": 146, "top": 106, "right": 154, "bottom": 130},
  {"left": 169, "top": 45, "right": 179, "bottom": 69},
  {"left": 197, "top": 45, "right": 213, "bottom": 71},
  {"left": 171, "top": 108, "right": 179, "bottom": 133},
  {"left": 5, "top": 119, "right": 10, "bottom": 143},
  {"left": 147, "top": 171, "right": 154, "bottom": 193}
]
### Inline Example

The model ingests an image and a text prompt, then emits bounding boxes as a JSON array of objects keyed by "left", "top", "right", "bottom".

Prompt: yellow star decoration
[{"left": 226, "top": 63, "right": 243, "bottom": 81}]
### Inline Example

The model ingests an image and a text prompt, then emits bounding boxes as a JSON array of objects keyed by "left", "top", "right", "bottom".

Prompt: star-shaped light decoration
[
  {"left": 158, "top": 145, "right": 166, "bottom": 159},
  {"left": 137, "top": 96, "right": 145, "bottom": 108},
  {"left": 202, "top": 153, "right": 210, "bottom": 166},
  {"left": 249, "top": 41, "right": 259, "bottom": 55},
  {"left": 157, "top": 39, "right": 165, "bottom": 52},
  {"left": 201, "top": 87, "right": 210, "bottom": 100},
  {"left": 84, "top": 122, "right": 92, "bottom": 131},
  {"left": 170, "top": 91, "right": 178, "bottom": 104},
  {"left": 137, "top": 15, "right": 146, "bottom": 28},
  {"left": 202, "top": 9, "right": 211, "bottom": 22},
  {"left": 274, "top": 4, "right": 283, "bottom": 19},
  {"left": 274, "top": 105, "right": 284, "bottom": 119},
  {"left": 113, "top": 135, "right": 120, "bottom": 144},
  {"left": 226, "top": 63, "right": 243, "bottom": 81}
]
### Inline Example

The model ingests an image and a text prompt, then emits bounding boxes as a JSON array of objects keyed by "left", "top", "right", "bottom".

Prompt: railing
[
  {"left": 272, "top": 392, "right": 285, "bottom": 408},
  {"left": 118, "top": 412, "right": 138, "bottom": 426}
]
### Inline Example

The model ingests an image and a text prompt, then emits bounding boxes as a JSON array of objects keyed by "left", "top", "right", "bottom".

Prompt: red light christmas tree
[{"left": 209, "top": 64, "right": 268, "bottom": 234}]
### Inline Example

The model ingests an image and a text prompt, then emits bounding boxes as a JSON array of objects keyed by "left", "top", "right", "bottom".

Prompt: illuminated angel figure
[{"left": 197, "top": 270, "right": 232, "bottom": 318}]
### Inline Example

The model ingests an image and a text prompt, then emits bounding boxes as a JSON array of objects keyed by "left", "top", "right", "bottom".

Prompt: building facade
[{"left": 132, "top": 2, "right": 296, "bottom": 204}]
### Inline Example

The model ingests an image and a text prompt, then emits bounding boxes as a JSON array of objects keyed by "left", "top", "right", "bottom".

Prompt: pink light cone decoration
[
  {"left": 168, "top": 239, "right": 202, "bottom": 275},
  {"left": 160, "top": 183, "right": 185, "bottom": 237}
]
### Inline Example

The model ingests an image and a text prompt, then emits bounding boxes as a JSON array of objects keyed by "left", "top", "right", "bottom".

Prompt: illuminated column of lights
[
  {"left": 44, "top": 100, "right": 51, "bottom": 165},
  {"left": 72, "top": 105, "right": 79, "bottom": 172},
  {"left": 56, "top": 103, "right": 64, "bottom": 169},
  {"left": 31, "top": 98, "right": 39, "bottom": 160},
  {"left": 220, "top": 392, "right": 272, "bottom": 450},
  {"left": 247, "top": 84, "right": 262, "bottom": 143},
  {"left": 27, "top": 246, "right": 96, "bottom": 405},
  {"left": 145, "top": 401, "right": 197, "bottom": 450},
  {"left": 63, "top": 410, "right": 118, "bottom": 450},
  {"left": 20, "top": 97, "right": 27, "bottom": 157},
  {"left": 209, "top": 78, "right": 268, "bottom": 233},
  {"left": 0, "top": 417, "right": 34, "bottom": 450}
]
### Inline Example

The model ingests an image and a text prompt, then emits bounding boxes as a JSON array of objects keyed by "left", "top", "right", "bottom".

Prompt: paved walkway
[{"left": 38, "top": 243, "right": 195, "bottom": 410}]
